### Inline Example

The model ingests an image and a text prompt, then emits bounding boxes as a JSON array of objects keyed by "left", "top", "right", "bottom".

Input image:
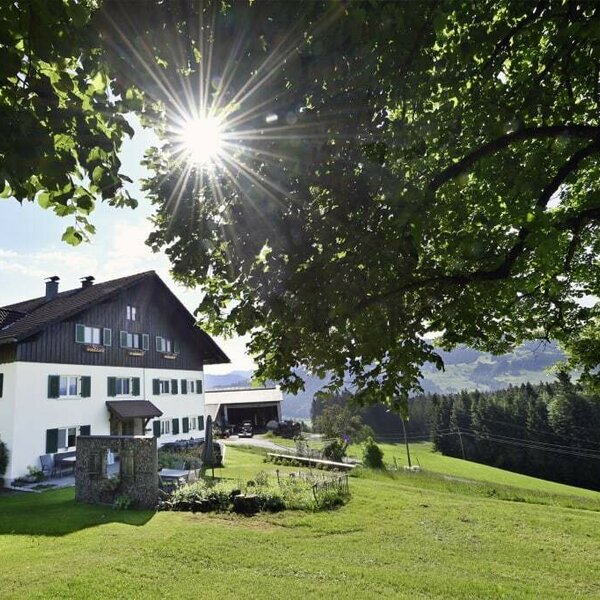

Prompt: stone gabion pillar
[{"left": 75, "top": 435, "right": 158, "bottom": 509}]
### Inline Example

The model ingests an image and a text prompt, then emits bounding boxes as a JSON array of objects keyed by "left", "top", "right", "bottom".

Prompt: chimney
[
  {"left": 80, "top": 275, "right": 95, "bottom": 289},
  {"left": 45, "top": 276, "right": 60, "bottom": 299}
]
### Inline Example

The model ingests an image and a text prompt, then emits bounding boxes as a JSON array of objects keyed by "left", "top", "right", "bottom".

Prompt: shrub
[
  {"left": 322, "top": 439, "right": 347, "bottom": 462},
  {"left": 257, "top": 493, "right": 285, "bottom": 513},
  {"left": 362, "top": 437, "right": 384, "bottom": 469},
  {"left": 27, "top": 465, "right": 45, "bottom": 482},
  {"left": 314, "top": 488, "right": 349, "bottom": 510},
  {"left": 0, "top": 438, "right": 8, "bottom": 480}
]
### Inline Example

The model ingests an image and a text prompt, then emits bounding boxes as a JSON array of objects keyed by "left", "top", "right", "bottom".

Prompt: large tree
[
  {"left": 3, "top": 1, "right": 600, "bottom": 408},
  {"left": 0, "top": 0, "right": 141, "bottom": 243}
]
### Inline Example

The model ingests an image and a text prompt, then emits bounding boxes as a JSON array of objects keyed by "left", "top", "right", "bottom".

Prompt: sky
[{"left": 0, "top": 117, "right": 253, "bottom": 375}]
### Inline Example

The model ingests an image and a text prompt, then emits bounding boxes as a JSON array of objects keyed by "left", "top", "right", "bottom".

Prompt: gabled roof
[
  {"left": 0, "top": 271, "right": 229, "bottom": 365},
  {"left": 0, "top": 307, "right": 26, "bottom": 330}
]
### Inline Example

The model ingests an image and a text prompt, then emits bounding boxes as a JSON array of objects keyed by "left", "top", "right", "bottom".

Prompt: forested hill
[{"left": 281, "top": 342, "right": 565, "bottom": 419}]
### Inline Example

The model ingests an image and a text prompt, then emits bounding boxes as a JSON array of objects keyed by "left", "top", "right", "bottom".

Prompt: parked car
[{"left": 238, "top": 421, "right": 254, "bottom": 438}]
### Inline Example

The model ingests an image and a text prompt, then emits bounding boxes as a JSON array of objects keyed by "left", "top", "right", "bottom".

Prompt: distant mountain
[
  {"left": 204, "top": 370, "right": 253, "bottom": 390},
  {"left": 282, "top": 341, "right": 565, "bottom": 419},
  {"left": 205, "top": 342, "right": 565, "bottom": 419}
]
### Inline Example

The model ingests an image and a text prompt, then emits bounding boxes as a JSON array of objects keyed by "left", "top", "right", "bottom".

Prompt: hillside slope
[{"left": 1, "top": 443, "right": 599, "bottom": 599}]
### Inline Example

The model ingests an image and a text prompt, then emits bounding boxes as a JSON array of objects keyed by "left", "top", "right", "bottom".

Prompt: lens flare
[{"left": 178, "top": 115, "right": 224, "bottom": 165}]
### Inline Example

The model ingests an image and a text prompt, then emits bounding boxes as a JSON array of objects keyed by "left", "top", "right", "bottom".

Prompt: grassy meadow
[{"left": 1, "top": 443, "right": 600, "bottom": 599}]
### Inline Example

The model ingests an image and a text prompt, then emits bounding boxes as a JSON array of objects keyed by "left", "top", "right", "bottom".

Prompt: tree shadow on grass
[{"left": 0, "top": 487, "right": 153, "bottom": 537}]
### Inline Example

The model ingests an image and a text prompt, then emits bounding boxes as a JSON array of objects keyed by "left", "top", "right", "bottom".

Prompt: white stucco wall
[
  {"left": 3, "top": 361, "right": 205, "bottom": 482},
  {"left": 205, "top": 387, "right": 282, "bottom": 406},
  {"left": 0, "top": 363, "right": 17, "bottom": 481}
]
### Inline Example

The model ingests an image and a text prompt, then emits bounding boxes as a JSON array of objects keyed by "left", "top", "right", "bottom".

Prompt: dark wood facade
[{"left": 9, "top": 278, "right": 209, "bottom": 370}]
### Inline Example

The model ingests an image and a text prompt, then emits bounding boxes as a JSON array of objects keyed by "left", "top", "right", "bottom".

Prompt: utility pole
[
  {"left": 456, "top": 426, "right": 466, "bottom": 460},
  {"left": 401, "top": 417, "right": 412, "bottom": 468}
]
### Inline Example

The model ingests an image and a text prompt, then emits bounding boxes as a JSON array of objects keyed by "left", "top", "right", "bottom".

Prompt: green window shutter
[
  {"left": 142, "top": 334, "right": 149, "bottom": 351},
  {"left": 120, "top": 331, "right": 128, "bottom": 348},
  {"left": 152, "top": 379, "right": 160, "bottom": 395},
  {"left": 172, "top": 418, "right": 180, "bottom": 435},
  {"left": 132, "top": 377, "right": 140, "bottom": 396},
  {"left": 198, "top": 416, "right": 204, "bottom": 431},
  {"left": 0, "top": 373, "right": 3, "bottom": 398},
  {"left": 48, "top": 375, "right": 60, "bottom": 398},
  {"left": 171, "top": 379, "right": 178, "bottom": 394},
  {"left": 81, "top": 376, "right": 91, "bottom": 398},
  {"left": 173, "top": 341, "right": 180, "bottom": 354},
  {"left": 182, "top": 417, "right": 189, "bottom": 434},
  {"left": 75, "top": 324, "right": 85, "bottom": 343},
  {"left": 103, "top": 328, "right": 112, "bottom": 346},
  {"left": 181, "top": 379, "right": 187, "bottom": 395},
  {"left": 46, "top": 429, "right": 59, "bottom": 454},
  {"left": 107, "top": 377, "right": 117, "bottom": 397},
  {"left": 155, "top": 336, "right": 162, "bottom": 352},
  {"left": 196, "top": 380, "right": 203, "bottom": 394},
  {"left": 80, "top": 425, "right": 91, "bottom": 436},
  {"left": 153, "top": 420, "right": 161, "bottom": 438}
]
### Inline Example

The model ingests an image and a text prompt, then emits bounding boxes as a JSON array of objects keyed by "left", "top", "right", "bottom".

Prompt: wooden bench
[{"left": 267, "top": 453, "right": 358, "bottom": 471}]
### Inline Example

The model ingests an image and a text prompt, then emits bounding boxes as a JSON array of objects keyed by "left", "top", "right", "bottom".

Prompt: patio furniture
[
  {"left": 159, "top": 468, "right": 190, "bottom": 487},
  {"left": 54, "top": 453, "right": 76, "bottom": 476},
  {"left": 40, "top": 454, "right": 56, "bottom": 478}
]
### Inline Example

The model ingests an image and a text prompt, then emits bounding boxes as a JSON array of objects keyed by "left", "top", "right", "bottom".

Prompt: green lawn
[{"left": 1, "top": 444, "right": 600, "bottom": 599}]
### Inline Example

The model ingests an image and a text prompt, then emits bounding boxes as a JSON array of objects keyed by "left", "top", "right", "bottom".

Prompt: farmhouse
[{"left": 0, "top": 271, "right": 228, "bottom": 483}]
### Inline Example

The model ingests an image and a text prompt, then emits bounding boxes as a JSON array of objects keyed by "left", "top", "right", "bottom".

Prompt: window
[
  {"left": 75, "top": 324, "right": 101, "bottom": 344},
  {"left": 189, "top": 380, "right": 195, "bottom": 394},
  {"left": 189, "top": 416, "right": 198, "bottom": 431},
  {"left": 160, "top": 419, "right": 171, "bottom": 435},
  {"left": 115, "top": 377, "right": 130, "bottom": 396},
  {"left": 46, "top": 425, "right": 90, "bottom": 453},
  {"left": 126, "top": 305, "right": 137, "bottom": 321},
  {"left": 48, "top": 375, "right": 91, "bottom": 399},
  {"left": 152, "top": 378, "right": 173, "bottom": 395},
  {"left": 59, "top": 376, "right": 79, "bottom": 397},
  {"left": 120, "top": 330, "right": 146, "bottom": 349},
  {"left": 156, "top": 337, "right": 180, "bottom": 354},
  {"left": 107, "top": 377, "right": 140, "bottom": 397}
]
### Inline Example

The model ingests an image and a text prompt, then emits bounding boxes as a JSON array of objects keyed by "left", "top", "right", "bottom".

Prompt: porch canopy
[{"left": 106, "top": 400, "right": 163, "bottom": 420}]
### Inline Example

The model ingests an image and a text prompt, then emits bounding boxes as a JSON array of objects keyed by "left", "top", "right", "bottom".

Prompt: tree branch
[
  {"left": 429, "top": 125, "right": 600, "bottom": 192},
  {"left": 355, "top": 137, "right": 600, "bottom": 313}
]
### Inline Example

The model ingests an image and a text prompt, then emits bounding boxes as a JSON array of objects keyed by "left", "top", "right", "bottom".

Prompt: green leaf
[
  {"left": 0, "top": 181, "right": 12, "bottom": 199},
  {"left": 38, "top": 192, "right": 52, "bottom": 209},
  {"left": 61, "top": 226, "right": 83, "bottom": 246}
]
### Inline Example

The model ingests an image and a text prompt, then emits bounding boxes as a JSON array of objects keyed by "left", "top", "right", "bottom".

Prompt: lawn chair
[
  {"left": 39, "top": 454, "right": 55, "bottom": 478},
  {"left": 173, "top": 459, "right": 186, "bottom": 470}
]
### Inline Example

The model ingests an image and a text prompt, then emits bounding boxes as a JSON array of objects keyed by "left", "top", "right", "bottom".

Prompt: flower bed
[{"left": 158, "top": 469, "right": 350, "bottom": 514}]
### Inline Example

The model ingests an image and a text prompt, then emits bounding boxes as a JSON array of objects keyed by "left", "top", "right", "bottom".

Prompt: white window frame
[
  {"left": 159, "top": 379, "right": 170, "bottom": 394},
  {"left": 160, "top": 419, "right": 171, "bottom": 435},
  {"left": 121, "top": 330, "right": 145, "bottom": 349},
  {"left": 57, "top": 426, "right": 79, "bottom": 451},
  {"left": 189, "top": 416, "right": 198, "bottom": 431},
  {"left": 58, "top": 375, "right": 80, "bottom": 398},
  {"left": 83, "top": 326, "right": 101, "bottom": 344},
  {"left": 157, "top": 337, "right": 171, "bottom": 352},
  {"left": 188, "top": 380, "right": 195, "bottom": 394},
  {"left": 115, "top": 377, "right": 132, "bottom": 397},
  {"left": 126, "top": 305, "right": 137, "bottom": 321}
]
